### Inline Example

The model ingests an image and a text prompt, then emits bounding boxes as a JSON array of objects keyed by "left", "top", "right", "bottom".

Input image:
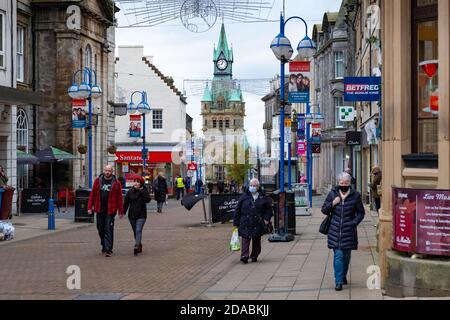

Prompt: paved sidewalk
[{"left": 201, "top": 196, "right": 384, "bottom": 300}]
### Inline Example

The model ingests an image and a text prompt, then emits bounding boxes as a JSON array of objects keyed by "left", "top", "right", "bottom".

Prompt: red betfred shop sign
[{"left": 114, "top": 151, "right": 172, "bottom": 163}]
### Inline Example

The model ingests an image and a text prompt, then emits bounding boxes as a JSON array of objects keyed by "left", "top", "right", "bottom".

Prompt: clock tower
[{"left": 201, "top": 23, "right": 246, "bottom": 183}]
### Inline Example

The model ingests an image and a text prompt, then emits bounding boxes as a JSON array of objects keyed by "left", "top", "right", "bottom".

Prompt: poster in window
[
  {"left": 71, "top": 99, "right": 87, "bottom": 128},
  {"left": 129, "top": 115, "right": 141, "bottom": 138},
  {"left": 288, "top": 61, "right": 311, "bottom": 103},
  {"left": 392, "top": 188, "right": 418, "bottom": 253}
]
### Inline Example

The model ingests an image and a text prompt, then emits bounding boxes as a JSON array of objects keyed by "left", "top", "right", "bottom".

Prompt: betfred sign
[
  {"left": 187, "top": 163, "right": 197, "bottom": 171},
  {"left": 344, "top": 77, "right": 381, "bottom": 102}
]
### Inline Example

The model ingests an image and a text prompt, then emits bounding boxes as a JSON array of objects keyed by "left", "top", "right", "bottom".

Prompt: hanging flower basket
[
  {"left": 107, "top": 145, "right": 117, "bottom": 154},
  {"left": 77, "top": 144, "right": 87, "bottom": 154},
  {"left": 17, "top": 145, "right": 26, "bottom": 152}
]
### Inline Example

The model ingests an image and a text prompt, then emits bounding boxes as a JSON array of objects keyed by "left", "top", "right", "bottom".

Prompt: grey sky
[{"left": 115, "top": 0, "right": 342, "bottom": 151}]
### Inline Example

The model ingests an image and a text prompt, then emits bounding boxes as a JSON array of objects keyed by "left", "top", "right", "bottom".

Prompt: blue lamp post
[
  {"left": 269, "top": 12, "right": 316, "bottom": 242},
  {"left": 128, "top": 91, "right": 151, "bottom": 175},
  {"left": 68, "top": 67, "right": 102, "bottom": 189}
]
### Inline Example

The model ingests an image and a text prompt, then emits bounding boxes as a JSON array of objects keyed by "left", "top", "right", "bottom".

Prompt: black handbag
[
  {"left": 263, "top": 220, "right": 274, "bottom": 235},
  {"left": 319, "top": 214, "right": 332, "bottom": 235}
]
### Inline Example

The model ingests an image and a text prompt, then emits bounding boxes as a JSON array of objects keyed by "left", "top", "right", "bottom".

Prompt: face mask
[
  {"left": 249, "top": 186, "right": 257, "bottom": 194},
  {"left": 339, "top": 186, "right": 350, "bottom": 193}
]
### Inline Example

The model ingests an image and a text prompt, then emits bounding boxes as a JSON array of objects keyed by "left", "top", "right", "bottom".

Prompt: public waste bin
[
  {"left": 74, "top": 188, "right": 93, "bottom": 223},
  {"left": 271, "top": 190, "right": 296, "bottom": 236},
  {"left": 0, "top": 188, "right": 4, "bottom": 213},
  {"left": 0, "top": 187, "right": 15, "bottom": 221}
]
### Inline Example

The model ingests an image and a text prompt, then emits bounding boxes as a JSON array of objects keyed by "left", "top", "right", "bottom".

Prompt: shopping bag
[{"left": 229, "top": 227, "right": 241, "bottom": 251}]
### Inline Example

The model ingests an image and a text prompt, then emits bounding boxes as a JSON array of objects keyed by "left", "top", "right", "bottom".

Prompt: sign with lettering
[
  {"left": 210, "top": 193, "right": 242, "bottom": 223},
  {"left": 344, "top": 77, "right": 381, "bottom": 102},
  {"left": 20, "top": 189, "right": 51, "bottom": 213},
  {"left": 393, "top": 188, "right": 450, "bottom": 256},
  {"left": 346, "top": 131, "right": 361, "bottom": 146}
]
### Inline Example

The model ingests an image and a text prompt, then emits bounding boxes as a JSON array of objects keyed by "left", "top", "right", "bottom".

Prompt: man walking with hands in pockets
[{"left": 88, "top": 165, "right": 124, "bottom": 257}]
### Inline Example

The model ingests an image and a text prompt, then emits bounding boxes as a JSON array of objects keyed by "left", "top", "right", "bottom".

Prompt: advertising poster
[
  {"left": 344, "top": 76, "right": 381, "bottom": 102},
  {"left": 311, "top": 123, "right": 322, "bottom": 144},
  {"left": 416, "top": 190, "right": 450, "bottom": 256},
  {"left": 312, "top": 144, "right": 321, "bottom": 154},
  {"left": 292, "top": 183, "right": 308, "bottom": 208},
  {"left": 297, "top": 141, "right": 306, "bottom": 157},
  {"left": 129, "top": 115, "right": 141, "bottom": 138},
  {"left": 392, "top": 188, "right": 418, "bottom": 253},
  {"left": 71, "top": 99, "right": 87, "bottom": 128},
  {"left": 297, "top": 113, "right": 306, "bottom": 140},
  {"left": 210, "top": 194, "right": 241, "bottom": 223},
  {"left": 288, "top": 61, "right": 310, "bottom": 104}
]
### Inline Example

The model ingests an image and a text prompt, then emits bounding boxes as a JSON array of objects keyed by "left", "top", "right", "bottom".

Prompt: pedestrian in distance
[
  {"left": 153, "top": 172, "right": 169, "bottom": 213},
  {"left": 207, "top": 181, "right": 214, "bottom": 194},
  {"left": 345, "top": 168, "right": 357, "bottom": 191},
  {"left": 217, "top": 179, "right": 225, "bottom": 194},
  {"left": 195, "top": 179, "right": 204, "bottom": 194},
  {"left": 123, "top": 177, "right": 151, "bottom": 255},
  {"left": 184, "top": 176, "right": 191, "bottom": 194},
  {"left": 88, "top": 165, "right": 124, "bottom": 257},
  {"left": 230, "top": 179, "right": 237, "bottom": 193},
  {"left": 0, "top": 165, "right": 8, "bottom": 187},
  {"left": 233, "top": 178, "right": 273, "bottom": 264},
  {"left": 370, "top": 166, "right": 382, "bottom": 213},
  {"left": 321, "top": 172, "right": 365, "bottom": 291},
  {"left": 176, "top": 174, "right": 185, "bottom": 200}
]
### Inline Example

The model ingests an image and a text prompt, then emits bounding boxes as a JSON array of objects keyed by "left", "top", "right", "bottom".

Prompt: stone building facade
[{"left": 32, "top": 0, "right": 117, "bottom": 189}]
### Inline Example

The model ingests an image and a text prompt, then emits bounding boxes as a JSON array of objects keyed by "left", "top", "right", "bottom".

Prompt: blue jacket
[
  {"left": 321, "top": 187, "right": 365, "bottom": 250},
  {"left": 233, "top": 192, "right": 273, "bottom": 239}
]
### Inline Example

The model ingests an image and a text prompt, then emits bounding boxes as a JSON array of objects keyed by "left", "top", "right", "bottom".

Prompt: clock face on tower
[{"left": 216, "top": 59, "right": 228, "bottom": 71}]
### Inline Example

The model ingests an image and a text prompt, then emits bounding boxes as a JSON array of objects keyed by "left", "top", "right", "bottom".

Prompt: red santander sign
[{"left": 187, "top": 163, "right": 197, "bottom": 171}]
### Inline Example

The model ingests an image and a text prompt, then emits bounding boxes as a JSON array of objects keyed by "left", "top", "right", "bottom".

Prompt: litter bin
[
  {"left": 0, "top": 188, "right": 4, "bottom": 213},
  {"left": 74, "top": 188, "right": 93, "bottom": 223},
  {"left": 0, "top": 187, "right": 15, "bottom": 221},
  {"left": 271, "top": 190, "right": 296, "bottom": 236}
]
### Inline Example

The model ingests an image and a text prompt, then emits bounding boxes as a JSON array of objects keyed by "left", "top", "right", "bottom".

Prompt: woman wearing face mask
[
  {"left": 321, "top": 172, "right": 365, "bottom": 291},
  {"left": 123, "top": 177, "right": 151, "bottom": 255},
  {"left": 233, "top": 178, "right": 273, "bottom": 264}
]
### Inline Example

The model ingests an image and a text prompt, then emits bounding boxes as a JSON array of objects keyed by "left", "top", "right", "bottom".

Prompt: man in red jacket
[{"left": 88, "top": 165, "right": 124, "bottom": 257}]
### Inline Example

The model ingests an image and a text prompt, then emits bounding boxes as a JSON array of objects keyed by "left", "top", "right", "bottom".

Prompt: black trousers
[
  {"left": 176, "top": 187, "right": 185, "bottom": 200},
  {"left": 241, "top": 237, "right": 262, "bottom": 259},
  {"left": 374, "top": 198, "right": 381, "bottom": 212},
  {"left": 96, "top": 212, "right": 116, "bottom": 253}
]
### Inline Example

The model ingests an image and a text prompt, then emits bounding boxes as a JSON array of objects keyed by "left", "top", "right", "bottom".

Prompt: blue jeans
[
  {"left": 333, "top": 249, "right": 351, "bottom": 285},
  {"left": 129, "top": 218, "right": 146, "bottom": 246},
  {"left": 96, "top": 212, "right": 116, "bottom": 253}
]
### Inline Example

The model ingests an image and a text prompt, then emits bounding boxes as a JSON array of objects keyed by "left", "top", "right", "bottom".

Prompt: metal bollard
[{"left": 48, "top": 198, "right": 56, "bottom": 230}]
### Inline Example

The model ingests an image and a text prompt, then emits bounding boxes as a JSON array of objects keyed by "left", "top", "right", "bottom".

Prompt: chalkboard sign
[
  {"left": 210, "top": 193, "right": 242, "bottom": 223},
  {"left": 21, "top": 189, "right": 50, "bottom": 213}
]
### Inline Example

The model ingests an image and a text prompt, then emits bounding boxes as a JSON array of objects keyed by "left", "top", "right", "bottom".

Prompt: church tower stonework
[{"left": 201, "top": 23, "right": 246, "bottom": 183}]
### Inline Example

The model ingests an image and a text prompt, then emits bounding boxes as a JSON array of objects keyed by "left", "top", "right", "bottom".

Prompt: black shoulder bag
[{"left": 319, "top": 214, "right": 332, "bottom": 235}]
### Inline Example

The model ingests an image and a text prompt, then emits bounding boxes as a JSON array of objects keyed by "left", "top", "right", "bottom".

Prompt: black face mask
[{"left": 339, "top": 186, "right": 350, "bottom": 193}]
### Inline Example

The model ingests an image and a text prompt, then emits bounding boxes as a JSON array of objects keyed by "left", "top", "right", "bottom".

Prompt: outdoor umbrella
[
  {"left": 181, "top": 193, "right": 207, "bottom": 211},
  {"left": 17, "top": 150, "right": 40, "bottom": 165},
  {"left": 34, "top": 146, "right": 78, "bottom": 199}
]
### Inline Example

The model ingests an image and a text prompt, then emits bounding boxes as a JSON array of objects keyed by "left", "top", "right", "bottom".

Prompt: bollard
[{"left": 48, "top": 198, "right": 56, "bottom": 230}]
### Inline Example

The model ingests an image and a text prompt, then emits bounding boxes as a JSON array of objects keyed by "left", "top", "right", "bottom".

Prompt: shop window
[{"left": 412, "top": 1, "right": 438, "bottom": 155}]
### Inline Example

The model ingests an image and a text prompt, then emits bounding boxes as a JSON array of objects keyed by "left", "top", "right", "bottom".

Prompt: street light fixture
[
  {"left": 67, "top": 67, "right": 102, "bottom": 188},
  {"left": 269, "top": 12, "right": 316, "bottom": 243},
  {"left": 129, "top": 91, "right": 151, "bottom": 175}
]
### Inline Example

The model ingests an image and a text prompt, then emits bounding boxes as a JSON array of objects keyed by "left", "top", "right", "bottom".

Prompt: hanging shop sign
[
  {"left": 312, "top": 144, "right": 321, "bottom": 154},
  {"left": 393, "top": 188, "right": 450, "bottom": 257},
  {"left": 311, "top": 123, "right": 322, "bottom": 144},
  {"left": 187, "top": 162, "right": 197, "bottom": 171},
  {"left": 288, "top": 61, "right": 311, "bottom": 104},
  {"left": 71, "top": 99, "right": 87, "bottom": 128},
  {"left": 346, "top": 131, "right": 361, "bottom": 146},
  {"left": 339, "top": 106, "right": 356, "bottom": 122},
  {"left": 344, "top": 77, "right": 381, "bottom": 102},
  {"left": 129, "top": 115, "right": 141, "bottom": 138},
  {"left": 297, "top": 113, "right": 306, "bottom": 140}
]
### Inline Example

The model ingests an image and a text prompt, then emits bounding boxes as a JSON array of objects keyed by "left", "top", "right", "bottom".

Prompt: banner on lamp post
[
  {"left": 288, "top": 61, "right": 311, "bottom": 104},
  {"left": 297, "top": 141, "right": 306, "bottom": 156},
  {"left": 311, "top": 123, "right": 322, "bottom": 144},
  {"left": 71, "top": 99, "right": 87, "bottom": 128},
  {"left": 297, "top": 113, "right": 306, "bottom": 140},
  {"left": 129, "top": 115, "right": 141, "bottom": 138}
]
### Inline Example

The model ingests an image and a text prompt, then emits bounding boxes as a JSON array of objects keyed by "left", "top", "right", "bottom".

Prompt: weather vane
[{"left": 115, "top": 0, "right": 275, "bottom": 33}]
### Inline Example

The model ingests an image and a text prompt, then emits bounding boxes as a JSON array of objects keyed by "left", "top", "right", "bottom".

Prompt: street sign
[
  {"left": 284, "top": 119, "right": 292, "bottom": 128},
  {"left": 187, "top": 163, "right": 197, "bottom": 171},
  {"left": 284, "top": 127, "right": 292, "bottom": 144}
]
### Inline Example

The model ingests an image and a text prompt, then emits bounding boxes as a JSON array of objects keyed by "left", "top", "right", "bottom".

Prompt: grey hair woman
[{"left": 321, "top": 172, "right": 365, "bottom": 291}]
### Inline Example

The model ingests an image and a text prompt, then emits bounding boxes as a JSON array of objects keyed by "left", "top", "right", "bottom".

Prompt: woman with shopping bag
[{"left": 233, "top": 178, "right": 273, "bottom": 264}]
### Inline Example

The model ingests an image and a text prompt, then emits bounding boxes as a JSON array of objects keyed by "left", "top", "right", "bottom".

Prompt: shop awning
[{"left": 17, "top": 150, "right": 40, "bottom": 165}]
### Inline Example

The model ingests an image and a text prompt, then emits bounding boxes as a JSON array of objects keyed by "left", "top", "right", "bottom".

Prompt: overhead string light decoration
[{"left": 115, "top": 0, "right": 275, "bottom": 33}]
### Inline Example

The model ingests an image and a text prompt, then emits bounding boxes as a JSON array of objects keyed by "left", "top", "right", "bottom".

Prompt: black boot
[{"left": 134, "top": 245, "right": 139, "bottom": 256}]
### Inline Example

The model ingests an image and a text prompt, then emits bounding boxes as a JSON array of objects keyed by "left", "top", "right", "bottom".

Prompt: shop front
[{"left": 114, "top": 150, "right": 180, "bottom": 195}]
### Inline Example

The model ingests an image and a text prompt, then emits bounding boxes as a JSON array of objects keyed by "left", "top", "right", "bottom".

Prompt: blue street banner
[
  {"left": 344, "top": 77, "right": 381, "bottom": 102},
  {"left": 297, "top": 113, "right": 306, "bottom": 140}
]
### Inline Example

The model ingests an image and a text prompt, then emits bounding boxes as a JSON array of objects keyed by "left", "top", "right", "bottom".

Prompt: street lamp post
[
  {"left": 128, "top": 91, "right": 151, "bottom": 177},
  {"left": 68, "top": 67, "right": 103, "bottom": 188},
  {"left": 269, "top": 12, "right": 316, "bottom": 242}
]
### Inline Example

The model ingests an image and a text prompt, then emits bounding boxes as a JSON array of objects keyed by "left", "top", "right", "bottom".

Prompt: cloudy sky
[{"left": 115, "top": 0, "right": 342, "bottom": 151}]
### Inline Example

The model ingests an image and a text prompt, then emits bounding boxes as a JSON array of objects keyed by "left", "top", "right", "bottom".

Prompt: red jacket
[{"left": 88, "top": 175, "right": 124, "bottom": 216}]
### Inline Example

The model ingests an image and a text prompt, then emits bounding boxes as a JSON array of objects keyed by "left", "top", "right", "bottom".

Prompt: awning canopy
[
  {"left": 34, "top": 146, "right": 79, "bottom": 163},
  {"left": 17, "top": 150, "right": 40, "bottom": 165}
]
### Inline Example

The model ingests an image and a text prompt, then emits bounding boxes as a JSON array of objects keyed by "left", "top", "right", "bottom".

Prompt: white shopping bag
[{"left": 229, "top": 227, "right": 240, "bottom": 251}]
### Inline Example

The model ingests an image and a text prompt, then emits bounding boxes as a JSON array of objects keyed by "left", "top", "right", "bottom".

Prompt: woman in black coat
[
  {"left": 153, "top": 173, "right": 168, "bottom": 213},
  {"left": 123, "top": 177, "right": 151, "bottom": 255},
  {"left": 233, "top": 178, "right": 273, "bottom": 264},
  {"left": 322, "top": 172, "right": 365, "bottom": 291}
]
